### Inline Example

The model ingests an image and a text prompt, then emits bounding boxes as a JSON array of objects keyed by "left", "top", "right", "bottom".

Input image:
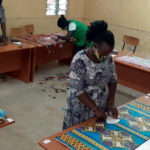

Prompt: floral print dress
[{"left": 63, "top": 50, "right": 117, "bottom": 130}]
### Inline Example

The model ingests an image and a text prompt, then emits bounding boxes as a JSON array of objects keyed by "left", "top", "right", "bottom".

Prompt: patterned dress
[{"left": 63, "top": 50, "right": 117, "bottom": 130}]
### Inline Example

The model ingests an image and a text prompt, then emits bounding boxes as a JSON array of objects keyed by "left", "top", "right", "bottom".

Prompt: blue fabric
[{"left": 57, "top": 102, "right": 150, "bottom": 150}]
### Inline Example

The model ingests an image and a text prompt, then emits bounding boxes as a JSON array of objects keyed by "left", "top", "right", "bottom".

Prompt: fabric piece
[
  {"left": 117, "top": 56, "right": 150, "bottom": 69},
  {"left": 20, "top": 33, "right": 64, "bottom": 47},
  {"left": 57, "top": 101, "right": 150, "bottom": 150},
  {"left": 63, "top": 50, "right": 117, "bottom": 129}
]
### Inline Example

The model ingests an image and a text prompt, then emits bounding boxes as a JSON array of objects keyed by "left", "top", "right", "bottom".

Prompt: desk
[
  {"left": 113, "top": 51, "right": 150, "bottom": 93},
  {"left": 39, "top": 95, "right": 150, "bottom": 150},
  {"left": 0, "top": 42, "right": 35, "bottom": 83},
  {"left": 0, "top": 116, "right": 15, "bottom": 128},
  {"left": 18, "top": 34, "right": 74, "bottom": 81},
  {"left": 18, "top": 33, "right": 74, "bottom": 66}
]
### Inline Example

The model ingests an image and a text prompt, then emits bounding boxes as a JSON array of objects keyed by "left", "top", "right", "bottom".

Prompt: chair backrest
[
  {"left": 24, "top": 24, "right": 34, "bottom": 35},
  {"left": 123, "top": 35, "right": 139, "bottom": 46},
  {"left": 122, "top": 35, "right": 139, "bottom": 53},
  {"left": 10, "top": 27, "right": 27, "bottom": 37}
]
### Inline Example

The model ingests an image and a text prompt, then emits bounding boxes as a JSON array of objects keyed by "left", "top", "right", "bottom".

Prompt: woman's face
[{"left": 95, "top": 42, "right": 113, "bottom": 57}]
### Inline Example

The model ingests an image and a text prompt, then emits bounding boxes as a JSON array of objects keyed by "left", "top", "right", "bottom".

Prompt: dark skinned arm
[
  {"left": 57, "top": 31, "right": 73, "bottom": 42},
  {"left": 78, "top": 92, "right": 107, "bottom": 120},
  {"left": 107, "top": 82, "right": 118, "bottom": 118}
]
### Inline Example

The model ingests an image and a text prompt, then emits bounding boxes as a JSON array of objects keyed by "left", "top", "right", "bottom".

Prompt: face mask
[{"left": 94, "top": 49, "right": 107, "bottom": 62}]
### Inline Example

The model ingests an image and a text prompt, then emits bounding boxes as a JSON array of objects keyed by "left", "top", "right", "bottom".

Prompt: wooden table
[
  {"left": 0, "top": 116, "right": 15, "bottom": 128},
  {"left": 0, "top": 42, "right": 35, "bottom": 83},
  {"left": 39, "top": 94, "right": 150, "bottom": 150},
  {"left": 113, "top": 51, "right": 150, "bottom": 93},
  {"left": 17, "top": 34, "right": 74, "bottom": 81}
]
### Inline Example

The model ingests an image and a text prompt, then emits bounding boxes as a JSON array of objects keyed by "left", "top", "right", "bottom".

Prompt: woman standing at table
[
  {"left": 57, "top": 15, "right": 92, "bottom": 56},
  {"left": 63, "top": 20, "right": 118, "bottom": 130}
]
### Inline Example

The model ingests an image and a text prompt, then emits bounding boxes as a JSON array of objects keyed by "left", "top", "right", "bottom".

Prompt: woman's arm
[
  {"left": 57, "top": 31, "right": 73, "bottom": 42},
  {"left": 78, "top": 92, "right": 107, "bottom": 120},
  {"left": 107, "top": 82, "right": 118, "bottom": 118}
]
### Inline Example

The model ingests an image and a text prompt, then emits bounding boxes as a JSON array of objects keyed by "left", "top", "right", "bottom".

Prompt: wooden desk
[
  {"left": 17, "top": 34, "right": 74, "bottom": 81},
  {"left": 0, "top": 116, "right": 15, "bottom": 128},
  {"left": 39, "top": 95, "right": 150, "bottom": 150},
  {"left": 0, "top": 42, "right": 35, "bottom": 83},
  {"left": 18, "top": 33, "right": 74, "bottom": 66},
  {"left": 113, "top": 51, "right": 150, "bottom": 93}
]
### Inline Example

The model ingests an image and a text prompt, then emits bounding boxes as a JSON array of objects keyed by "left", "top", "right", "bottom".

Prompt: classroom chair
[
  {"left": 24, "top": 24, "right": 34, "bottom": 35},
  {"left": 122, "top": 35, "right": 139, "bottom": 53},
  {"left": 10, "top": 27, "right": 28, "bottom": 37}
]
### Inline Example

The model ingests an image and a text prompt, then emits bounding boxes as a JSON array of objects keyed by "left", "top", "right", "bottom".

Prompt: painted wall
[
  {"left": 82, "top": 0, "right": 150, "bottom": 56},
  {"left": 2, "top": 0, "right": 85, "bottom": 35}
]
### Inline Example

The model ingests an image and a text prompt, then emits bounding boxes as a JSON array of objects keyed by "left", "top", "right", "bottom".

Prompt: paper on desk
[
  {"left": 12, "top": 42, "right": 22, "bottom": 45},
  {"left": 106, "top": 116, "right": 120, "bottom": 124},
  {"left": 111, "top": 54, "right": 117, "bottom": 57},
  {"left": 135, "top": 139, "right": 150, "bottom": 150},
  {"left": 113, "top": 49, "right": 118, "bottom": 53},
  {"left": 44, "top": 37, "right": 51, "bottom": 40},
  {"left": 7, "top": 118, "right": 14, "bottom": 123}
]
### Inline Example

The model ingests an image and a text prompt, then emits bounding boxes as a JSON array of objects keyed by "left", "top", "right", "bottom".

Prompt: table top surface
[
  {"left": 39, "top": 94, "right": 150, "bottom": 150},
  {"left": 0, "top": 41, "right": 36, "bottom": 53},
  {"left": 113, "top": 50, "right": 150, "bottom": 73}
]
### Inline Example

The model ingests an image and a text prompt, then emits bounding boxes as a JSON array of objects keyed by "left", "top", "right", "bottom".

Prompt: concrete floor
[{"left": 0, "top": 62, "right": 144, "bottom": 150}]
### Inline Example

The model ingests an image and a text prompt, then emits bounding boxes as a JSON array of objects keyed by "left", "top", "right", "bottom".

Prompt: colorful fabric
[
  {"left": 19, "top": 33, "right": 64, "bottom": 47},
  {"left": 56, "top": 101, "right": 150, "bottom": 150},
  {"left": 117, "top": 56, "right": 150, "bottom": 69},
  {"left": 63, "top": 50, "right": 117, "bottom": 129}
]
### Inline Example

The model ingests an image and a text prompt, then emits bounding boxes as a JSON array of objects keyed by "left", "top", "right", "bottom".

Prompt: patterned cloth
[
  {"left": 117, "top": 56, "right": 150, "bottom": 69},
  {"left": 19, "top": 33, "right": 64, "bottom": 47},
  {"left": 57, "top": 101, "right": 150, "bottom": 150},
  {"left": 63, "top": 50, "right": 117, "bottom": 129}
]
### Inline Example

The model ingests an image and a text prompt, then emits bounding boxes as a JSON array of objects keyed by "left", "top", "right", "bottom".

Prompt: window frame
[{"left": 46, "top": 0, "right": 68, "bottom": 16}]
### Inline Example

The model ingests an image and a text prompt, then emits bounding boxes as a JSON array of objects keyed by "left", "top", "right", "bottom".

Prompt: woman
[
  {"left": 57, "top": 15, "right": 92, "bottom": 56},
  {"left": 63, "top": 20, "right": 118, "bottom": 130}
]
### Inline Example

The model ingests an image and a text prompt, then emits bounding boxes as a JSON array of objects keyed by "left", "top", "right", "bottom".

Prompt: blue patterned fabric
[
  {"left": 63, "top": 50, "right": 117, "bottom": 129},
  {"left": 57, "top": 102, "right": 150, "bottom": 150}
]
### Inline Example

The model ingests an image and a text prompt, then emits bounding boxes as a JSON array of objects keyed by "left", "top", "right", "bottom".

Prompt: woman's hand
[
  {"left": 107, "top": 103, "right": 118, "bottom": 119},
  {"left": 93, "top": 108, "right": 107, "bottom": 121}
]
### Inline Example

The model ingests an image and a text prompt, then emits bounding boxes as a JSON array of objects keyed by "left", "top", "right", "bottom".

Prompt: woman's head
[
  {"left": 86, "top": 20, "right": 115, "bottom": 56},
  {"left": 57, "top": 15, "right": 69, "bottom": 30}
]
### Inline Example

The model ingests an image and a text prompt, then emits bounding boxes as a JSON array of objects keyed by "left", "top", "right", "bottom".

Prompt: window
[{"left": 46, "top": 0, "right": 68, "bottom": 16}]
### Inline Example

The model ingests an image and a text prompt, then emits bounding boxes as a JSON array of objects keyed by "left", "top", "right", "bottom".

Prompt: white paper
[
  {"left": 147, "top": 93, "right": 150, "bottom": 97},
  {"left": 7, "top": 118, "right": 14, "bottom": 123},
  {"left": 12, "top": 42, "right": 22, "bottom": 45},
  {"left": 113, "top": 49, "right": 118, "bottom": 53},
  {"left": 44, "top": 37, "right": 51, "bottom": 40},
  {"left": 135, "top": 139, "right": 150, "bottom": 150},
  {"left": 111, "top": 54, "right": 117, "bottom": 57},
  {"left": 43, "top": 139, "right": 51, "bottom": 144},
  {"left": 88, "top": 127, "right": 93, "bottom": 131},
  {"left": 145, "top": 96, "right": 149, "bottom": 99},
  {"left": 106, "top": 116, "right": 120, "bottom": 124}
]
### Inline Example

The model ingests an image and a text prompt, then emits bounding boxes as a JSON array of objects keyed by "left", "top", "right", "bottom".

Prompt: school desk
[
  {"left": 0, "top": 116, "right": 15, "bottom": 128},
  {"left": 38, "top": 94, "right": 150, "bottom": 150},
  {"left": 113, "top": 51, "right": 150, "bottom": 93},
  {"left": 17, "top": 34, "right": 74, "bottom": 81},
  {"left": 0, "top": 42, "right": 35, "bottom": 83},
  {"left": 18, "top": 33, "right": 74, "bottom": 66}
]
